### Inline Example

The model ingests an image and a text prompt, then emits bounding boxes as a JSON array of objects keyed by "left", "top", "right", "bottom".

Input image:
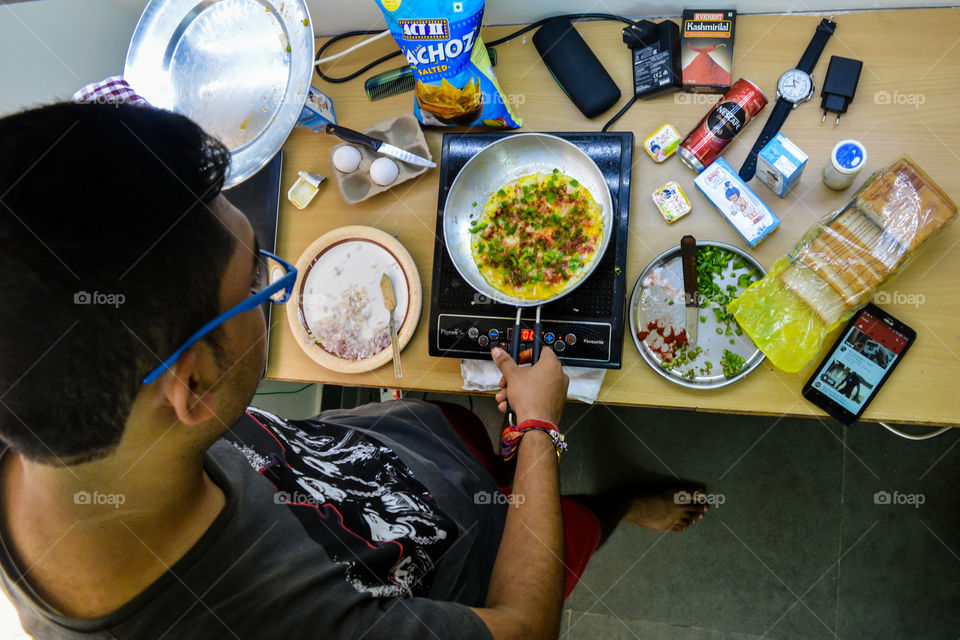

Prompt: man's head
[{"left": 0, "top": 103, "right": 266, "bottom": 466}]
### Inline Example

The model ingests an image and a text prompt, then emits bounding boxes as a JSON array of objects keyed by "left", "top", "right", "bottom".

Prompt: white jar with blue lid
[{"left": 823, "top": 140, "right": 867, "bottom": 190}]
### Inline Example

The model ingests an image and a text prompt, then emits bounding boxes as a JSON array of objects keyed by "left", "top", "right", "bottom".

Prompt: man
[
  {"left": 838, "top": 372, "right": 862, "bottom": 401},
  {"left": 0, "top": 104, "right": 706, "bottom": 639}
]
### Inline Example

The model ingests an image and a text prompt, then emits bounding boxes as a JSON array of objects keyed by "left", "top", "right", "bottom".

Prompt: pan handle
[
  {"left": 505, "top": 307, "right": 522, "bottom": 426},
  {"left": 532, "top": 305, "right": 542, "bottom": 365}
]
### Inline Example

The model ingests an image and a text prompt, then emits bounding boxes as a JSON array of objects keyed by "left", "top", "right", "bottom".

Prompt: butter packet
[
  {"left": 643, "top": 123, "right": 682, "bottom": 163},
  {"left": 652, "top": 181, "right": 692, "bottom": 223}
]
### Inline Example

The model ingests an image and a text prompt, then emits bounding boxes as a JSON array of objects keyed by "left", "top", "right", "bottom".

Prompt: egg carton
[{"left": 329, "top": 114, "right": 432, "bottom": 204}]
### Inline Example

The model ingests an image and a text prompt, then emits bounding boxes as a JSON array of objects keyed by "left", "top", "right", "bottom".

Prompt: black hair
[{"left": 0, "top": 103, "right": 236, "bottom": 464}]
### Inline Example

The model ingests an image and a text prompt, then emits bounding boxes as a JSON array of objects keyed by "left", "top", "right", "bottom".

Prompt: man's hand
[{"left": 491, "top": 346, "right": 568, "bottom": 426}]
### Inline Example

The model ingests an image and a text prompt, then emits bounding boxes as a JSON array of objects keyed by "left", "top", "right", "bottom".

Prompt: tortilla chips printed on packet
[{"left": 374, "top": 0, "right": 522, "bottom": 128}]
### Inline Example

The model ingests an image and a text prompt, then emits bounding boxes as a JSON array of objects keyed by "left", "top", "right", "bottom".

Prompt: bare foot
[{"left": 623, "top": 486, "right": 709, "bottom": 532}]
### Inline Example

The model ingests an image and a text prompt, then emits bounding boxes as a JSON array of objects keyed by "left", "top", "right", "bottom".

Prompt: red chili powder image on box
[{"left": 681, "top": 10, "right": 736, "bottom": 93}]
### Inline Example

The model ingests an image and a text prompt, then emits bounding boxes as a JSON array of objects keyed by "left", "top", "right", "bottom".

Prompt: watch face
[{"left": 777, "top": 69, "right": 813, "bottom": 103}]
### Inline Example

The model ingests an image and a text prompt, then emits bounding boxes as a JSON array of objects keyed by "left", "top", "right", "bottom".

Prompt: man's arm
[{"left": 470, "top": 347, "right": 569, "bottom": 640}]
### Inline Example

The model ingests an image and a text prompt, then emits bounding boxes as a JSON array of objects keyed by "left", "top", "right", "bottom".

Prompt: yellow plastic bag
[{"left": 728, "top": 156, "right": 957, "bottom": 372}]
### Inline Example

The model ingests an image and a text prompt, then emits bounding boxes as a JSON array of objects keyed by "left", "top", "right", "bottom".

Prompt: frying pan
[
  {"left": 443, "top": 133, "right": 613, "bottom": 307},
  {"left": 443, "top": 133, "right": 613, "bottom": 422}
]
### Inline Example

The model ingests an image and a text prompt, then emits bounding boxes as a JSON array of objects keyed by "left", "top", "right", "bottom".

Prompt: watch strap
[
  {"left": 797, "top": 18, "right": 836, "bottom": 73},
  {"left": 738, "top": 98, "right": 794, "bottom": 181}
]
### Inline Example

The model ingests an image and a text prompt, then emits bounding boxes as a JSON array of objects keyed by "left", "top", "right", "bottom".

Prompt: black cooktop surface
[{"left": 429, "top": 132, "right": 633, "bottom": 368}]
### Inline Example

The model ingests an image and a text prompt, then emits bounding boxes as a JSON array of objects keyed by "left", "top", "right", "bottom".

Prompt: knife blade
[
  {"left": 680, "top": 235, "right": 699, "bottom": 346},
  {"left": 380, "top": 273, "right": 402, "bottom": 379},
  {"left": 325, "top": 123, "right": 436, "bottom": 168}
]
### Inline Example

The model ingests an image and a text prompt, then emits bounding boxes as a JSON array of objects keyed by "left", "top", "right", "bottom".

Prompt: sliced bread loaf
[
  {"left": 779, "top": 265, "right": 848, "bottom": 326},
  {"left": 856, "top": 157, "right": 958, "bottom": 251}
]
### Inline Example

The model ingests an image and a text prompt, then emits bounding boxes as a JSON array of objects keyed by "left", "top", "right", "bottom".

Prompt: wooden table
[{"left": 266, "top": 9, "right": 960, "bottom": 427}]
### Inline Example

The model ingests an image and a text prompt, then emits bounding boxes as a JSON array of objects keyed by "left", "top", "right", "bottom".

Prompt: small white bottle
[{"left": 823, "top": 140, "right": 867, "bottom": 190}]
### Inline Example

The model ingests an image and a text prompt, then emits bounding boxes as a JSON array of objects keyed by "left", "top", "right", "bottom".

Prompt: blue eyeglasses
[{"left": 142, "top": 249, "right": 297, "bottom": 384}]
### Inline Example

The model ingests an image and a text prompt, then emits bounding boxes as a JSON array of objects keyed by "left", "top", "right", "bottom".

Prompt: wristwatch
[{"left": 738, "top": 17, "right": 836, "bottom": 181}]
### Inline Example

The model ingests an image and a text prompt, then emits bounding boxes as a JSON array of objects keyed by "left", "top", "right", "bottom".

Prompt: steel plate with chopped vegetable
[
  {"left": 629, "top": 241, "right": 767, "bottom": 389},
  {"left": 469, "top": 169, "right": 604, "bottom": 300}
]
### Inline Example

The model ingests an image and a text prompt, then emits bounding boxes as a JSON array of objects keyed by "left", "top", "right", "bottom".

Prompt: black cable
[
  {"left": 601, "top": 94, "right": 639, "bottom": 132},
  {"left": 315, "top": 13, "right": 638, "bottom": 84},
  {"left": 254, "top": 383, "right": 313, "bottom": 396},
  {"left": 316, "top": 29, "right": 401, "bottom": 84}
]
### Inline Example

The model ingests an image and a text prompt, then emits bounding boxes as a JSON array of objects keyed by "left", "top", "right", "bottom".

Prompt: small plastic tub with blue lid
[{"left": 823, "top": 140, "right": 867, "bottom": 190}]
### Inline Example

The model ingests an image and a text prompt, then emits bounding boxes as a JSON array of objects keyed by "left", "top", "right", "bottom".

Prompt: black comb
[{"left": 364, "top": 47, "right": 497, "bottom": 101}]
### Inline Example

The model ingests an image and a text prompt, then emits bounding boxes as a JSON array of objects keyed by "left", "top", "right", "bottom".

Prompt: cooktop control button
[
  {"left": 554, "top": 340, "right": 566, "bottom": 352},
  {"left": 478, "top": 335, "right": 489, "bottom": 347},
  {"left": 506, "top": 328, "right": 513, "bottom": 340},
  {"left": 488, "top": 328, "right": 500, "bottom": 340},
  {"left": 565, "top": 333, "right": 577, "bottom": 345},
  {"left": 467, "top": 327, "right": 479, "bottom": 339},
  {"left": 544, "top": 332, "right": 556, "bottom": 344}
]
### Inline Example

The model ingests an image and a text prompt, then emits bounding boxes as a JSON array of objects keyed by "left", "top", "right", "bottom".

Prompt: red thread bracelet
[{"left": 500, "top": 419, "right": 567, "bottom": 460}]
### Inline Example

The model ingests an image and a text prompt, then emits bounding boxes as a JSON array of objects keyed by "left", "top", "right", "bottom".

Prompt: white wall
[
  {"left": 108, "top": 0, "right": 958, "bottom": 34},
  {"left": 310, "top": 0, "right": 957, "bottom": 33},
  {"left": 3, "top": 0, "right": 959, "bottom": 115},
  {"left": 0, "top": 0, "right": 145, "bottom": 114}
]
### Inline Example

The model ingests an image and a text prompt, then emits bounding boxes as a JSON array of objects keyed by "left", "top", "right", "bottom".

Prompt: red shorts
[{"left": 433, "top": 402, "right": 600, "bottom": 600}]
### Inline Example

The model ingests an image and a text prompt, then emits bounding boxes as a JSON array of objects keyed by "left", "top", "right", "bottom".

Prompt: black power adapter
[
  {"left": 623, "top": 20, "right": 682, "bottom": 99},
  {"left": 820, "top": 55, "right": 863, "bottom": 125}
]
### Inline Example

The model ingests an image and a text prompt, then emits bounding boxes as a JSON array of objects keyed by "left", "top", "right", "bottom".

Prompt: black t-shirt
[{"left": 0, "top": 399, "right": 505, "bottom": 639}]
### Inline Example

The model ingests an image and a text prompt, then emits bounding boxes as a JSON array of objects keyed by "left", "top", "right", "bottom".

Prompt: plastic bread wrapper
[{"left": 727, "top": 156, "right": 958, "bottom": 372}]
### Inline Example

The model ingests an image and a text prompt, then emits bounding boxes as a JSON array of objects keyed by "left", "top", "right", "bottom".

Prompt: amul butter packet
[
  {"left": 652, "top": 181, "right": 692, "bottom": 223},
  {"left": 643, "top": 123, "right": 682, "bottom": 163}
]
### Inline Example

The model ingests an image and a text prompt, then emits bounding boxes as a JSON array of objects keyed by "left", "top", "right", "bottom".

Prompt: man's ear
[{"left": 158, "top": 348, "right": 218, "bottom": 425}]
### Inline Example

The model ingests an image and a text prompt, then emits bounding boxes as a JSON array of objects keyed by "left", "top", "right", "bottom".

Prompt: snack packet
[
  {"left": 374, "top": 0, "right": 522, "bottom": 128},
  {"left": 728, "top": 156, "right": 957, "bottom": 372}
]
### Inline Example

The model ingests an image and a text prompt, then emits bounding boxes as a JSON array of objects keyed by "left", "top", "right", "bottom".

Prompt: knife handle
[
  {"left": 680, "top": 235, "right": 698, "bottom": 305},
  {"left": 324, "top": 124, "right": 382, "bottom": 152}
]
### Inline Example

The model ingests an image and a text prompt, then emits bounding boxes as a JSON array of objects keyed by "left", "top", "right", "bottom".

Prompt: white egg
[
  {"left": 369, "top": 157, "right": 399, "bottom": 186},
  {"left": 332, "top": 145, "right": 362, "bottom": 173}
]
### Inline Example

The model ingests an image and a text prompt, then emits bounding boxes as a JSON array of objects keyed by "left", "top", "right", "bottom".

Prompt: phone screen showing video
[{"left": 810, "top": 310, "right": 911, "bottom": 415}]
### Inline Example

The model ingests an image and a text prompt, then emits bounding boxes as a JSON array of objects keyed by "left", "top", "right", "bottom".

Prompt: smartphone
[{"left": 802, "top": 303, "right": 916, "bottom": 426}]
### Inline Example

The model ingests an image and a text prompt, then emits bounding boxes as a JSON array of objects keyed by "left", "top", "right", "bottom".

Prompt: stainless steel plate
[
  {"left": 629, "top": 241, "right": 766, "bottom": 389},
  {"left": 125, "top": 0, "right": 314, "bottom": 187},
  {"left": 442, "top": 133, "right": 614, "bottom": 307}
]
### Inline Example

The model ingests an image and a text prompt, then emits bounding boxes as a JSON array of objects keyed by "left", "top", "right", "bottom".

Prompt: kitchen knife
[
  {"left": 380, "top": 273, "right": 402, "bottom": 379},
  {"left": 680, "top": 235, "right": 698, "bottom": 346},
  {"left": 325, "top": 123, "right": 436, "bottom": 168}
]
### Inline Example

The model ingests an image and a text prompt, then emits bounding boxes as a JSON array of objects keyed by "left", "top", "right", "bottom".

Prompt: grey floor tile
[
  {"left": 558, "top": 609, "right": 572, "bottom": 640},
  {"left": 562, "top": 406, "right": 845, "bottom": 640},
  {"left": 567, "top": 610, "right": 772, "bottom": 640},
  {"left": 836, "top": 423, "right": 960, "bottom": 640}
]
